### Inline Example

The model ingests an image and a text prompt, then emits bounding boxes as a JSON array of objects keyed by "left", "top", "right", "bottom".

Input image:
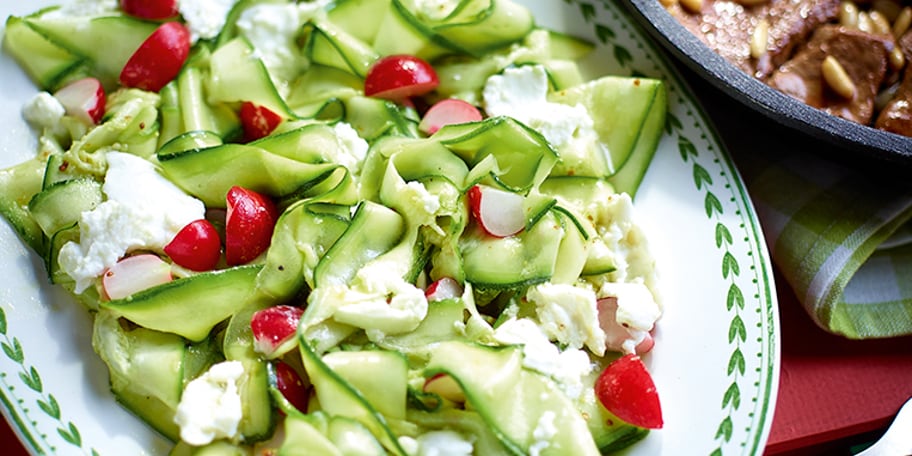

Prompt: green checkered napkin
[{"left": 735, "top": 149, "right": 912, "bottom": 339}]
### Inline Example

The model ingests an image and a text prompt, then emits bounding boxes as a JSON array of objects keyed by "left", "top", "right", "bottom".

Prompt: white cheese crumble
[
  {"left": 22, "top": 92, "right": 65, "bottom": 130},
  {"left": 415, "top": 430, "right": 474, "bottom": 456},
  {"left": 526, "top": 282, "right": 606, "bottom": 356},
  {"left": 482, "top": 65, "right": 599, "bottom": 152},
  {"left": 179, "top": 0, "right": 239, "bottom": 43},
  {"left": 598, "top": 281, "right": 661, "bottom": 354},
  {"left": 492, "top": 318, "right": 593, "bottom": 400},
  {"left": 329, "top": 122, "right": 370, "bottom": 175},
  {"left": 235, "top": 2, "right": 306, "bottom": 83},
  {"left": 174, "top": 361, "right": 245, "bottom": 446},
  {"left": 529, "top": 410, "right": 558, "bottom": 456},
  {"left": 58, "top": 152, "right": 205, "bottom": 293},
  {"left": 305, "top": 260, "right": 429, "bottom": 336}
]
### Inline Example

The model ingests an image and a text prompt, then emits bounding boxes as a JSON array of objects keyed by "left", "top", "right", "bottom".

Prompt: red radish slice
[
  {"left": 467, "top": 184, "right": 525, "bottom": 238},
  {"left": 423, "top": 373, "right": 465, "bottom": 403},
  {"left": 225, "top": 186, "right": 278, "bottom": 266},
  {"left": 164, "top": 219, "right": 222, "bottom": 272},
  {"left": 53, "top": 77, "right": 106, "bottom": 125},
  {"left": 120, "top": 22, "right": 190, "bottom": 92},
  {"left": 273, "top": 361, "right": 310, "bottom": 413},
  {"left": 240, "top": 102, "right": 283, "bottom": 142},
  {"left": 251, "top": 305, "right": 304, "bottom": 357},
  {"left": 364, "top": 54, "right": 439, "bottom": 102},
  {"left": 594, "top": 354, "right": 663, "bottom": 429},
  {"left": 597, "top": 297, "right": 655, "bottom": 355},
  {"left": 419, "top": 98, "right": 482, "bottom": 135},
  {"left": 102, "top": 254, "right": 173, "bottom": 300},
  {"left": 120, "top": 0, "right": 178, "bottom": 20},
  {"left": 425, "top": 277, "right": 464, "bottom": 301}
]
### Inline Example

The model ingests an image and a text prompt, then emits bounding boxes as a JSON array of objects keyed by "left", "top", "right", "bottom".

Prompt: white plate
[{"left": 0, "top": 1, "right": 780, "bottom": 454}]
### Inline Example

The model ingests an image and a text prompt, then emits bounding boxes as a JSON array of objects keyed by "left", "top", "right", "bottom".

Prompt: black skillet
[{"left": 622, "top": 0, "right": 912, "bottom": 166}]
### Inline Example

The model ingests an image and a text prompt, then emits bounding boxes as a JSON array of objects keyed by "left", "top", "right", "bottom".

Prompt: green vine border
[
  {"left": 0, "top": 305, "right": 98, "bottom": 455},
  {"left": 565, "top": 0, "right": 776, "bottom": 455}
]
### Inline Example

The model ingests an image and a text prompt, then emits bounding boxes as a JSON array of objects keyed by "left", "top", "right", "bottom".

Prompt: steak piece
[
  {"left": 767, "top": 25, "right": 893, "bottom": 124},
  {"left": 667, "top": 0, "right": 840, "bottom": 80},
  {"left": 876, "top": 31, "right": 912, "bottom": 136}
]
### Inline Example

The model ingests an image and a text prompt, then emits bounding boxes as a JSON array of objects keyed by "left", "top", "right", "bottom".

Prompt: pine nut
[
  {"left": 680, "top": 0, "right": 703, "bottom": 13},
  {"left": 822, "top": 56, "right": 857, "bottom": 100},
  {"left": 869, "top": 10, "right": 893, "bottom": 35},
  {"left": 857, "top": 11, "right": 874, "bottom": 33},
  {"left": 889, "top": 46, "right": 905, "bottom": 71},
  {"left": 840, "top": 1, "right": 859, "bottom": 28},
  {"left": 894, "top": 7, "right": 912, "bottom": 37},
  {"left": 751, "top": 19, "right": 770, "bottom": 59}
]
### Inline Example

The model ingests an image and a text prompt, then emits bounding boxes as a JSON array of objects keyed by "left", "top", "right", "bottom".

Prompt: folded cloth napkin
[{"left": 733, "top": 146, "right": 912, "bottom": 339}]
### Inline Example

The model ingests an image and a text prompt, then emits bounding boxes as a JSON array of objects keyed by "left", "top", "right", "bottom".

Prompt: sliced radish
[
  {"left": 53, "top": 77, "right": 106, "bottom": 125},
  {"left": 163, "top": 219, "right": 222, "bottom": 272},
  {"left": 425, "top": 277, "right": 464, "bottom": 302},
  {"left": 418, "top": 98, "right": 482, "bottom": 135},
  {"left": 120, "top": 0, "right": 179, "bottom": 20},
  {"left": 467, "top": 184, "right": 525, "bottom": 238},
  {"left": 251, "top": 305, "right": 304, "bottom": 358},
  {"left": 594, "top": 354, "right": 663, "bottom": 429},
  {"left": 273, "top": 361, "right": 310, "bottom": 413},
  {"left": 364, "top": 54, "right": 439, "bottom": 102},
  {"left": 225, "top": 186, "right": 279, "bottom": 266},
  {"left": 102, "top": 254, "right": 173, "bottom": 300},
  {"left": 423, "top": 373, "right": 465, "bottom": 403},
  {"left": 120, "top": 21, "right": 191, "bottom": 92},
  {"left": 240, "top": 102, "right": 283, "bottom": 142},
  {"left": 597, "top": 297, "right": 655, "bottom": 355}
]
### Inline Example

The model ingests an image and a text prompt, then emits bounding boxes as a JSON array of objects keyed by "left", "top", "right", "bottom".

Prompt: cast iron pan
[{"left": 623, "top": 0, "right": 912, "bottom": 166}]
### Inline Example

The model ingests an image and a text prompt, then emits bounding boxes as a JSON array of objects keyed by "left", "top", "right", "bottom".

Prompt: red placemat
[{"left": 765, "top": 269, "right": 912, "bottom": 455}]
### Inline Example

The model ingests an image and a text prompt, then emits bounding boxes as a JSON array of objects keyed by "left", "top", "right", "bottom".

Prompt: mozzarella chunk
[
  {"left": 58, "top": 152, "right": 205, "bottom": 293},
  {"left": 173, "top": 361, "right": 245, "bottom": 446}
]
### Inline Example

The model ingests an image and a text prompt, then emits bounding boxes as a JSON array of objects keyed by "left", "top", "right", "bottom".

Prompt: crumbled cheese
[
  {"left": 415, "top": 430, "right": 474, "bottom": 456},
  {"left": 492, "top": 318, "right": 593, "bottom": 400},
  {"left": 236, "top": 2, "right": 306, "bottom": 83},
  {"left": 598, "top": 281, "right": 661, "bottom": 354},
  {"left": 587, "top": 193, "right": 660, "bottom": 304},
  {"left": 526, "top": 282, "right": 606, "bottom": 355},
  {"left": 305, "top": 260, "right": 429, "bottom": 336},
  {"left": 22, "top": 92, "right": 65, "bottom": 130},
  {"left": 483, "top": 65, "right": 599, "bottom": 152},
  {"left": 329, "top": 122, "right": 369, "bottom": 175},
  {"left": 529, "top": 411, "right": 558, "bottom": 456},
  {"left": 57, "top": 152, "right": 205, "bottom": 293},
  {"left": 174, "top": 361, "right": 245, "bottom": 446},
  {"left": 179, "top": 0, "right": 239, "bottom": 43}
]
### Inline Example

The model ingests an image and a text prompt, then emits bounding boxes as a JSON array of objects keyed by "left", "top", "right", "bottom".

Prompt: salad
[{"left": 0, "top": 0, "right": 668, "bottom": 454}]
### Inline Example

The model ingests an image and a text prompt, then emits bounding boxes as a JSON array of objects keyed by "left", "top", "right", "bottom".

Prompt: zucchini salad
[{"left": 0, "top": 0, "right": 668, "bottom": 454}]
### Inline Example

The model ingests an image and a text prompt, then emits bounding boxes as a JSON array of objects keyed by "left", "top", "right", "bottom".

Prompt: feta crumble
[
  {"left": 526, "top": 282, "right": 606, "bottom": 355},
  {"left": 174, "top": 361, "right": 245, "bottom": 446},
  {"left": 57, "top": 152, "right": 205, "bottom": 293},
  {"left": 415, "top": 430, "right": 474, "bottom": 456},
  {"left": 179, "top": 0, "right": 239, "bottom": 43},
  {"left": 22, "top": 92, "right": 65, "bottom": 130},
  {"left": 483, "top": 65, "right": 599, "bottom": 152}
]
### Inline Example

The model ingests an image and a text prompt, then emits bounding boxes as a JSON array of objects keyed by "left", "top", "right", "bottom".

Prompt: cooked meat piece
[
  {"left": 666, "top": 0, "right": 840, "bottom": 80},
  {"left": 876, "top": 31, "right": 912, "bottom": 136},
  {"left": 767, "top": 25, "right": 893, "bottom": 124}
]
